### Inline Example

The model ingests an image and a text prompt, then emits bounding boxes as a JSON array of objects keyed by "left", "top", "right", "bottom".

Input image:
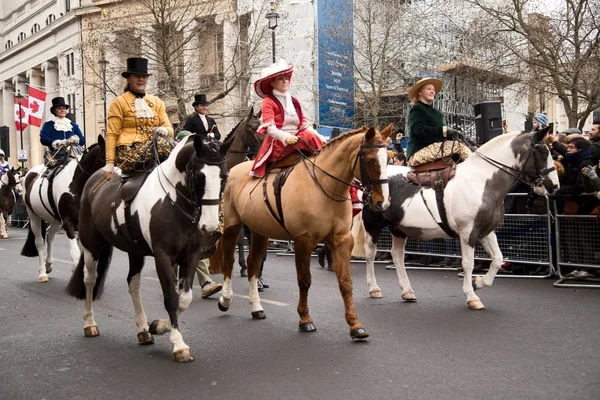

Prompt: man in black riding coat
[{"left": 183, "top": 94, "right": 221, "bottom": 141}]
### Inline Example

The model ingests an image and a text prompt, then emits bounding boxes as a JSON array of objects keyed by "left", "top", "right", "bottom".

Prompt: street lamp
[
  {"left": 98, "top": 55, "right": 109, "bottom": 135},
  {"left": 265, "top": 1, "right": 279, "bottom": 63},
  {"left": 15, "top": 90, "right": 25, "bottom": 168}
]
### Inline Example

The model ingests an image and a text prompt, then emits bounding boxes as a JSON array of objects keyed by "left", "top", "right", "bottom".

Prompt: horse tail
[
  {"left": 66, "top": 245, "right": 113, "bottom": 300},
  {"left": 20, "top": 220, "right": 46, "bottom": 257}
]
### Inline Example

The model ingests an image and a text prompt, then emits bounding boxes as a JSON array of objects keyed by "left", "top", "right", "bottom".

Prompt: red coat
[{"left": 251, "top": 95, "right": 323, "bottom": 177}]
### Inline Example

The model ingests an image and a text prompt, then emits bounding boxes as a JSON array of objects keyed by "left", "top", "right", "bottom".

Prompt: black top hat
[
  {"left": 121, "top": 57, "right": 150, "bottom": 78},
  {"left": 50, "top": 97, "right": 70, "bottom": 115},
  {"left": 192, "top": 94, "right": 209, "bottom": 107}
]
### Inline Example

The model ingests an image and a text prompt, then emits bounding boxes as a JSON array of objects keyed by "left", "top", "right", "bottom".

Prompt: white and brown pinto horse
[
  {"left": 213, "top": 126, "right": 391, "bottom": 339},
  {"left": 67, "top": 136, "right": 228, "bottom": 363},
  {"left": 0, "top": 168, "right": 23, "bottom": 238},
  {"left": 362, "top": 127, "right": 559, "bottom": 309},
  {"left": 20, "top": 137, "right": 106, "bottom": 282}
]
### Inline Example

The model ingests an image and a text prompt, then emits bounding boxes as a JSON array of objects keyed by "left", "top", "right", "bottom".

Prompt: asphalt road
[{"left": 1, "top": 226, "right": 599, "bottom": 400}]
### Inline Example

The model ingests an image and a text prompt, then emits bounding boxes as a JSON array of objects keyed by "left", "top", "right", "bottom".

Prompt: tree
[
  {"left": 466, "top": 0, "right": 600, "bottom": 129},
  {"left": 80, "top": 0, "right": 273, "bottom": 123}
]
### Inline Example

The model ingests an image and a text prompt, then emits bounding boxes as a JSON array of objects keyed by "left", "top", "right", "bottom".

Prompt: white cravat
[
  {"left": 53, "top": 117, "right": 73, "bottom": 132},
  {"left": 198, "top": 113, "right": 208, "bottom": 131}
]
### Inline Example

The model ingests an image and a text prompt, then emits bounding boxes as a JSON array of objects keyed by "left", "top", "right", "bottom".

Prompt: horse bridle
[
  {"left": 156, "top": 156, "right": 225, "bottom": 224},
  {"left": 226, "top": 122, "right": 261, "bottom": 154}
]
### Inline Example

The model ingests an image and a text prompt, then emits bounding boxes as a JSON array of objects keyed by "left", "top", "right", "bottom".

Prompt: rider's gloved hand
[
  {"left": 445, "top": 127, "right": 463, "bottom": 140},
  {"left": 102, "top": 163, "right": 115, "bottom": 176},
  {"left": 153, "top": 127, "right": 169, "bottom": 136},
  {"left": 52, "top": 140, "right": 68, "bottom": 149},
  {"left": 285, "top": 136, "right": 298, "bottom": 145},
  {"left": 582, "top": 165, "right": 598, "bottom": 180},
  {"left": 68, "top": 135, "right": 80, "bottom": 145}
]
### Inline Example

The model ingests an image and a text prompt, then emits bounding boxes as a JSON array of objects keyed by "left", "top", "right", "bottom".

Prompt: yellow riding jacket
[{"left": 106, "top": 91, "right": 173, "bottom": 164}]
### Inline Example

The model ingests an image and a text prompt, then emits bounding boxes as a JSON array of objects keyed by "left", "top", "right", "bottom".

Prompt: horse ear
[
  {"left": 365, "top": 127, "right": 377, "bottom": 142},
  {"left": 533, "top": 125, "right": 551, "bottom": 144},
  {"left": 193, "top": 134, "right": 205, "bottom": 154},
  {"left": 97, "top": 134, "right": 105, "bottom": 148},
  {"left": 247, "top": 106, "right": 254, "bottom": 119},
  {"left": 380, "top": 124, "right": 393, "bottom": 139},
  {"left": 255, "top": 110, "right": 262, "bottom": 119}
]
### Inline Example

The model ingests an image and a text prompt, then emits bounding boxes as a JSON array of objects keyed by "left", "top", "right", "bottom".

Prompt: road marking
[
  {"left": 54, "top": 259, "right": 72, "bottom": 265},
  {"left": 143, "top": 276, "right": 289, "bottom": 306}
]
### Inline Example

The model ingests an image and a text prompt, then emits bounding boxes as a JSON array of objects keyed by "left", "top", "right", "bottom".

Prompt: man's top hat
[
  {"left": 121, "top": 57, "right": 150, "bottom": 78},
  {"left": 192, "top": 94, "right": 209, "bottom": 107},
  {"left": 50, "top": 97, "right": 70, "bottom": 115}
]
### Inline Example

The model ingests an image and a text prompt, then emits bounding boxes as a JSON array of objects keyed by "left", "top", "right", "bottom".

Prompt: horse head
[
  {"left": 354, "top": 124, "right": 392, "bottom": 211},
  {"left": 71, "top": 135, "right": 106, "bottom": 195},
  {"left": 7, "top": 167, "right": 23, "bottom": 195},
  {"left": 187, "top": 135, "right": 228, "bottom": 233},
  {"left": 517, "top": 126, "right": 560, "bottom": 196}
]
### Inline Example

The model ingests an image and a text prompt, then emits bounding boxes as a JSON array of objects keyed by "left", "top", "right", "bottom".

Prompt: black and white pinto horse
[
  {"left": 66, "top": 135, "right": 227, "bottom": 363},
  {"left": 21, "top": 137, "right": 106, "bottom": 282},
  {"left": 362, "top": 128, "right": 559, "bottom": 309},
  {"left": 0, "top": 168, "right": 24, "bottom": 238}
]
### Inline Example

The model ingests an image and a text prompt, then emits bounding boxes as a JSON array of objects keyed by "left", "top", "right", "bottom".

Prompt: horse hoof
[
  {"left": 240, "top": 268, "right": 248, "bottom": 277},
  {"left": 1, "top": 234, "right": 8, "bottom": 239},
  {"left": 84, "top": 326, "right": 99, "bottom": 337},
  {"left": 350, "top": 328, "right": 369, "bottom": 340},
  {"left": 299, "top": 322, "right": 316, "bottom": 332},
  {"left": 148, "top": 320, "right": 159, "bottom": 335},
  {"left": 173, "top": 349, "right": 195, "bottom": 363},
  {"left": 218, "top": 301, "right": 229, "bottom": 312},
  {"left": 45, "top": 265, "right": 53, "bottom": 274},
  {"left": 37, "top": 276, "right": 49, "bottom": 283},
  {"left": 401, "top": 292, "right": 417, "bottom": 301},
  {"left": 468, "top": 299, "right": 485, "bottom": 310},
  {"left": 251, "top": 310, "right": 266, "bottom": 320},
  {"left": 137, "top": 330, "right": 154, "bottom": 345},
  {"left": 369, "top": 290, "right": 383, "bottom": 298}
]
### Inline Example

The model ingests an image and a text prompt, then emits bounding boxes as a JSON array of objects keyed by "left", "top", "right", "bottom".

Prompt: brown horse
[{"left": 214, "top": 125, "right": 392, "bottom": 339}]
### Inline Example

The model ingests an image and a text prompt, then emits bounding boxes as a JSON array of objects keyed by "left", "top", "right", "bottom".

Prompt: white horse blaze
[
  {"left": 376, "top": 148, "right": 390, "bottom": 208},
  {"left": 198, "top": 165, "right": 221, "bottom": 232}
]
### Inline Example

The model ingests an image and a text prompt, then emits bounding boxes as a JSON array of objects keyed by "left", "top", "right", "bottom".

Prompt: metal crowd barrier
[
  {"left": 553, "top": 194, "right": 600, "bottom": 289},
  {"left": 376, "top": 193, "right": 555, "bottom": 279}
]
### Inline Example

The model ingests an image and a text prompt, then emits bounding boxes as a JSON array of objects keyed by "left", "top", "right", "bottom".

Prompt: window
[
  {"left": 31, "top": 23, "right": 41, "bottom": 35},
  {"left": 18, "top": 32, "right": 26, "bottom": 42},
  {"left": 65, "top": 0, "right": 71, "bottom": 13},
  {"left": 67, "top": 94, "right": 76, "bottom": 121},
  {"left": 66, "top": 53, "right": 75, "bottom": 76},
  {"left": 156, "top": 24, "right": 184, "bottom": 94},
  {"left": 5, "top": 40, "right": 13, "bottom": 50},
  {"left": 197, "top": 18, "right": 224, "bottom": 86},
  {"left": 46, "top": 14, "right": 56, "bottom": 26}
]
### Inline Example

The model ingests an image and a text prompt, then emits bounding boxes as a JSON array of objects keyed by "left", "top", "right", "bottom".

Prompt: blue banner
[{"left": 317, "top": 0, "right": 354, "bottom": 131}]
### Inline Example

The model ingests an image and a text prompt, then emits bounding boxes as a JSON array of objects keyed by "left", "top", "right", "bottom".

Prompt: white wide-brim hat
[
  {"left": 408, "top": 78, "right": 443, "bottom": 101},
  {"left": 254, "top": 60, "right": 294, "bottom": 99}
]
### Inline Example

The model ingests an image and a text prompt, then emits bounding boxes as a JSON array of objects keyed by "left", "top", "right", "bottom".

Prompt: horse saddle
[
  {"left": 266, "top": 153, "right": 302, "bottom": 172},
  {"left": 407, "top": 158, "right": 457, "bottom": 189},
  {"left": 263, "top": 154, "right": 302, "bottom": 235},
  {"left": 119, "top": 171, "right": 151, "bottom": 202}
]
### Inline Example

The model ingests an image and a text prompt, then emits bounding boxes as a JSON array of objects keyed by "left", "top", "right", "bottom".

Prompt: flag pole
[{"left": 15, "top": 90, "right": 25, "bottom": 168}]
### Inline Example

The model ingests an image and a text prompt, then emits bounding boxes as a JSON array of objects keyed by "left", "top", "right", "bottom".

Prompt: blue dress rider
[
  {"left": 40, "top": 97, "right": 85, "bottom": 166},
  {"left": 0, "top": 149, "right": 9, "bottom": 176}
]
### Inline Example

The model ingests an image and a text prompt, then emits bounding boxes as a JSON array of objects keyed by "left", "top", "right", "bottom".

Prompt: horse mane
[
  {"left": 318, "top": 126, "right": 368, "bottom": 154},
  {"left": 222, "top": 119, "right": 244, "bottom": 145}
]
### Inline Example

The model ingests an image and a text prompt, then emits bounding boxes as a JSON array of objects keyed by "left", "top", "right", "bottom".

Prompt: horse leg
[
  {"left": 390, "top": 235, "right": 416, "bottom": 301},
  {"left": 44, "top": 223, "right": 61, "bottom": 275},
  {"left": 0, "top": 213, "right": 7, "bottom": 238},
  {"left": 29, "top": 215, "right": 49, "bottom": 283},
  {"left": 125, "top": 255, "right": 154, "bottom": 345},
  {"left": 364, "top": 231, "right": 383, "bottom": 298},
  {"left": 458, "top": 237, "right": 485, "bottom": 310},
  {"left": 245, "top": 230, "right": 268, "bottom": 319},
  {"left": 218, "top": 223, "right": 242, "bottom": 312},
  {"left": 82, "top": 249, "right": 100, "bottom": 337},
  {"left": 59, "top": 196, "right": 80, "bottom": 270},
  {"left": 475, "top": 232, "right": 503, "bottom": 291},
  {"left": 149, "top": 251, "right": 194, "bottom": 363},
  {"left": 293, "top": 235, "right": 317, "bottom": 332},
  {"left": 237, "top": 231, "right": 247, "bottom": 277},
  {"left": 332, "top": 232, "right": 369, "bottom": 339}
]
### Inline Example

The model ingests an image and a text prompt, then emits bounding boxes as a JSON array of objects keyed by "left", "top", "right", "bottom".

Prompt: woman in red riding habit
[{"left": 251, "top": 60, "right": 326, "bottom": 177}]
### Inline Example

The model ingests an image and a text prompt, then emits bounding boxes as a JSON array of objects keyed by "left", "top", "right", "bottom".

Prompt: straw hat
[
  {"left": 254, "top": 60, "right": 294, "bottom": 99},
  {"left": 408, "top": 78, "right": 443, "bottom": 102}
]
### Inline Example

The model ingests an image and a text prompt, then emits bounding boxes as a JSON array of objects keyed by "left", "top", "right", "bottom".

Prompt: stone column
[
  {"left": 27, "top": 68, "right": 45, "bottom": 166},
  {"left": 0, "top": 82, "right": 17, "bottom": 167},
  {"left": 12, "top": 76, "right": 29, "bottom": 168}
]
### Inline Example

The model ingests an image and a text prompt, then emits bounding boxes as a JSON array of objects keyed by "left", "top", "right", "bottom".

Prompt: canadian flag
[
  {"left": 28, "top": 87, "right": 47, "bottom": 127},
  {"left": 14, "top": 96, "right": 30, "bottom": 131}
]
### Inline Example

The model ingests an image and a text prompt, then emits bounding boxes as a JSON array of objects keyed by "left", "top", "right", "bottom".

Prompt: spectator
[
  {"left": 549, "top": 136, "right": 593, "bottom": 201},
  {"left": 532, "top": 113, "right": 548, "bottom": 131},
  {"left": 589, "top": 120, "right": 600, "bottom": 165},
  {"left": 393, "top": 152, "right": 406, "bottom": 166}
]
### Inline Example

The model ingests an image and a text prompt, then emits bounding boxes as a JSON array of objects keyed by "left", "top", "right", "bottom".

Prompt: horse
[
  {"left": 361, "top": 127, "right": 559, "bottom": 309},
  {"left": 66, "top": 135, "right": 228, "bottom": 363},
  {"left": 0, "top": 168, "right": 24, "bottom": 238},
  {"left": 216, "top": 107, "right": 263, "bottom": 275},
  {"left": 20, "top": 136, "right": 106, "bottom": 282},
  {"left": 214, "top": 125, "right": 392, "bottom": 339}
]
